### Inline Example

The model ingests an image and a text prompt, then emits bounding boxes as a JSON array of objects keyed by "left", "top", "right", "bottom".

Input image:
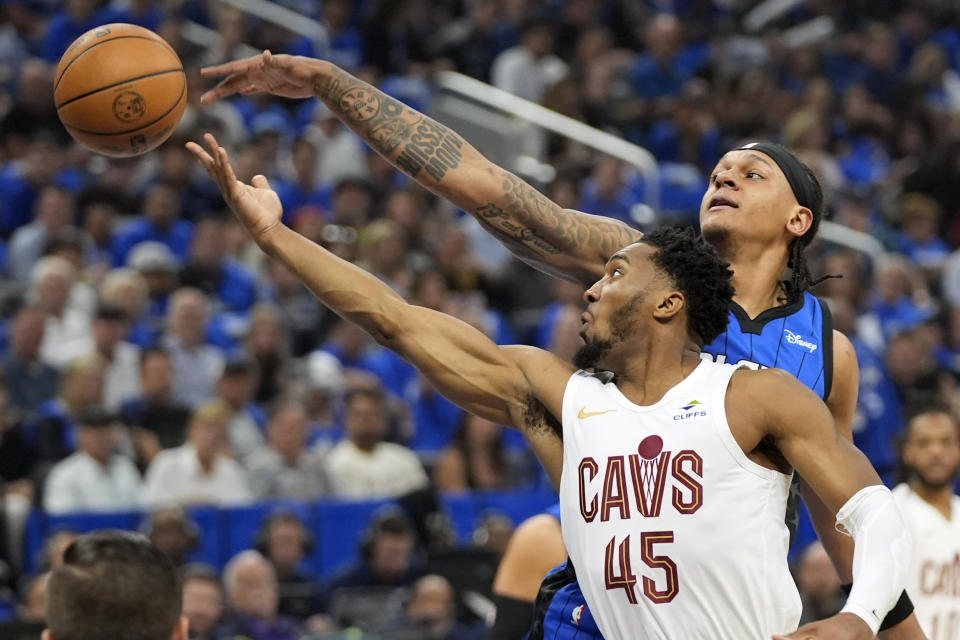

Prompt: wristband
[{"left": 840, "top": 585, "right": 914, "bottom": 631}]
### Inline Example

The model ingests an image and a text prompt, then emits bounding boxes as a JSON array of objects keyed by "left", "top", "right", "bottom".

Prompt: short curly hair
[{"left": 641, "top": 225, "right": 734, "bottom": 346}]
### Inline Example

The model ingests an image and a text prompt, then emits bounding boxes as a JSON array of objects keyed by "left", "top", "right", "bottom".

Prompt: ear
[
  {"left": 170, "top": 615, "right": 190, "bottom": 640},
  {"left": 653, "top": 291, "right": 685, "bottom": 321},
  {"left": 787, "top": 205, "right": 813, "bottom": 239}
]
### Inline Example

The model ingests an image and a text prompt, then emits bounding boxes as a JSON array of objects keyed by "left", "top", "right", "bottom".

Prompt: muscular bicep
[
  {"left": 825, "top": 330, "right": 859, "bottom": 441},
  {"left": 762, "top": 370, "right": 881, "bottom": 514},
  {"left": 472, "top": 169, "right": 643, "bottom": 285}
]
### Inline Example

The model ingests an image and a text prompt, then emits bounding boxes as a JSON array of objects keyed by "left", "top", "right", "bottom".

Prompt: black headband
[{"left": 736, "top": 142, "right": 818, "bottom": 214}]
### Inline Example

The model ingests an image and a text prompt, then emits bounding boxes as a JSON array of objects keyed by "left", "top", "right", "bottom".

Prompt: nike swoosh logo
[{"left": 578, "top": 408, "right": 615, "bottom": 419}]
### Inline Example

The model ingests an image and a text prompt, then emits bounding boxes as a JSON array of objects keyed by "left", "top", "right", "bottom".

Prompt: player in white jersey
[
  {"left": 893, "top": 407, "right": 960, "bottom": 640},
  {"left": 188, "top": 133, "right": 911, "bottom": 639}
]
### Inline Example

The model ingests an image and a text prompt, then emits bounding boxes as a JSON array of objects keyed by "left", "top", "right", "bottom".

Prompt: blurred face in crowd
[
  {"left": 405, "top": 575, "right": 455, "bottom": 636},
  {"left": 11, "top": 307, "right": 46, "bottom": 360},
  {"left": 700, "top": 150, "right": 811, "bottom": 253},
  {"left": 370, "top": 532, "right": 415, "bottom": 581},
  {"left": 189, "top": 416, "right": 227, "bottom": 462},
  {"left": 169, "top": 290, "right": 208, "bottom": 347},
  {"left": 141, "top": 351, "right": 174, "bottom": 398},
  {"left": 228, "top": 554, "right": 278, "bottom": 622},
  {"left": 63, "top": 362, "right": 105, "bottom": 408},
  {"left": 903, "top": 411, "right": 960, "bottom": 490},
  {"left": 92, "top": 316, "right": 128, "bottom": 355},
  {"left": 264, "top": 518, "right": 308, "bottom": 574},
  {"left": 217, "top": 371, "right": 255, "bottom": 407},
  {"left": 149, "top": 509, "right": 196, "bottom": 564},
  {"left": 144, "top": 184, "right": 181, "bottom": 230},
  {"left": 291, "top": 138, "right": 318, "bottom": 184},
  {"left": 35, "top": 186, "right": 74, "bottom": 232},
  {"left": 77, "top": 423, "right": 116, "bottom": 464},
  {"left": 25, "top": 139, "right": 61, "bottom": 185},
  {"left": 190, "top": 219, "right": 226, "bottom": 267},
  {"left": 182, "top": 578, "right": 223, "bottom": 639},
  {"left": 268, "top": 405, "right": 307, "bottom": 462},
  {"left": 795, "top": 542, "right": 840, "bottom": 603},
  {"left": 247, "top": 308, "right": 283, "bottom": 356},
  {"left": 345, "top": 392, "right": 386, "bottom": 451},
  {"left": 34, "top": 265, "right": 73, "bottom": 315}
]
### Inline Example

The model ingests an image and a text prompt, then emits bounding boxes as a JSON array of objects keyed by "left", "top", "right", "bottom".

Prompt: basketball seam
[
  {"left": 54, "top": 34, "right": 178, "bottom": 91},
  {"left": 60, "top": 81, "right": 186, "bottom": 136},
  {"left": 56, "top": 68, "right": 184, "bottom": 110}
]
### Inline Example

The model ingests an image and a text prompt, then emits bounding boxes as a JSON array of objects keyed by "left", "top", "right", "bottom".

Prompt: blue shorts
[{"left": 527, "top": 560, "right": 603, "bottom": 640}]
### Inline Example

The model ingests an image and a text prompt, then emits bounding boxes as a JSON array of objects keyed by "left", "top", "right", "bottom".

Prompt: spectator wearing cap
[
  {"left": 110, "top": 181, "right": 194, "bottom": 268},
  {"left": 87, "top": 303, "right": 141, "bottom": 411},
  {"left": 246, "top": 400, "right": 329, "bottom": 500},
  {"left": 0, "top": 305, "right": 59, "bottom": 415},
  {"left": 42, "top": 406, "right": 142, "bottom": 514},
  {"left": 162, "top": 288, "right": 225, "bottom": 409},
  {"left": 302, "top": 350, "right": 346, "bottom": 450},
  {"left": 127, "top": 242, "right": 180, "bottom": 346},
  {"left": 214, "top": 358, "right": 266, "bottom": 460},
  {"left": 141, "top": 399, "right": 252, "bottom": 507},
  {"left": 120, "top": 348, "right": 192, "bottom": 462},
  {"left": 6, "top": 185, "right": 75, "bottom": 283},
  {"left": 30, "top": 256, "right": 93, "bottom": 371},
  {"left": 179, "top": 213, "right": 258, "bottom": 314},
  {"left": 326, "top": 387, "right": 428, "bottom": 499}
]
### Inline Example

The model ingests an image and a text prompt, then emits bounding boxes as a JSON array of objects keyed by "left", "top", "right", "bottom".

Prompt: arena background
[{"left": 0, "top": 0, "right": 959, "bottom": 637}]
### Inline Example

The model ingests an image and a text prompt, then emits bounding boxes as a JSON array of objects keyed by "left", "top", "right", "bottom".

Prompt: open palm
[{"left": 186, "top": 133, "right": 283, "bottom": 242}]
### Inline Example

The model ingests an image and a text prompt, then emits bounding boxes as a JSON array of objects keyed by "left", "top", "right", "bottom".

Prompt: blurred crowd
[{"left": 0, "top": 0, "right": 959, "bottom": 637}]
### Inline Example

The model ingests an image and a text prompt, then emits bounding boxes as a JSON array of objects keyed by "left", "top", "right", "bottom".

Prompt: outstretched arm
[
  {"left": 200, "top": 52, "right": 641, "bottom": 284},
  {"left": 732, "top": 369, "right": 910, "bottom": 640},
  {"left": 187, "top": 134, "right": 570, "bottom": 482}
]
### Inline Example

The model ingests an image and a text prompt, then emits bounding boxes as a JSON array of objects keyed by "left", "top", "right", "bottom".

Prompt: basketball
[{"left": 54, "top": 23, "right": 186, "bottom": 158}]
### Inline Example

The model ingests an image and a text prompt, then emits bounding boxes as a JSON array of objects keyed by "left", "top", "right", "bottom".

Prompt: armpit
[{"left": 521, "top": 394, "right": 562, "bottom": 438}]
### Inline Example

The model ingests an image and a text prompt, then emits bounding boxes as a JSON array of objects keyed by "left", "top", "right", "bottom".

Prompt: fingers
[
  {"left": 200, "top": 51, "right": 266, "bottom": 77},
  {"left": 200, "top": 73, "right": 254, "bottom": 104},
  {"left": 251, "top": 174, "right": 271, "bottom": 190}
]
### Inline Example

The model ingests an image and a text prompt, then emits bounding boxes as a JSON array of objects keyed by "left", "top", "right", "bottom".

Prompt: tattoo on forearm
[
  {"left": 395, "top": 120, "right": 463, "bottom": 181},
  {"left": 318, "top": 67, "right": 465, "bottom": 181},
  {"left": 476, "top": 203, "right": 561, "bottom": 256}
]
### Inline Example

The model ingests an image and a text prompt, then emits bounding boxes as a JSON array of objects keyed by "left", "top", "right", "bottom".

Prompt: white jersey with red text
[
  {"left": 559, "top": 359, "right": 801, "bottom": 639},
  {"left": 892, "top": 484, "right": 960, "bottom": 640}
]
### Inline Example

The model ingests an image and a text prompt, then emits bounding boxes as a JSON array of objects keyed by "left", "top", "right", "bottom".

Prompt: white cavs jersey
[
  {"left": 892, "top": 484, "right": 960, "bottom": 640},
  {"left": 559, "top": 359, "right": 801, "bottom": 639}
]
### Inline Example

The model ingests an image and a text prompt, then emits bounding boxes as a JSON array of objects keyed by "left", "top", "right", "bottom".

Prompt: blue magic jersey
[{"left": 531, "top": 292, "right": 833, "bottom": 640}]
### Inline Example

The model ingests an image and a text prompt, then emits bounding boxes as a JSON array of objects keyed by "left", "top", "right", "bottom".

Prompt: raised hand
[
  {"left": 200, "top": 50, "right": 318, "bottom": 103},
  {"left": 772, "top": 613, "right": 875, "bottom": 640},
  {"left": 185, "top": 133, "right": 283, "bottom": 244}
]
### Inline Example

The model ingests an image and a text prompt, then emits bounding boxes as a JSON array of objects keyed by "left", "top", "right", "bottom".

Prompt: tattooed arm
[{"left": 200, "top": 51, "right": 641, "bottom": 285}]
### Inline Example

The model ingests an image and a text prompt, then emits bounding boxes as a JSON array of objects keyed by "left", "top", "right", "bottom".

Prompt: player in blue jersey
[{"left": 199, "top": 52, "right": 924, "bottom": 639}]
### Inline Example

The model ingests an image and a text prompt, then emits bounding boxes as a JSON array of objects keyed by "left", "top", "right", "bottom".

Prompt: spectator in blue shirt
[
  {"left": 42, "top": 0, "right": 129, "bottom": 62},
  {"left": 0, "top": 134, "right": 62, "bottom": 238},
  {"left": 273, "top": 137, "right": 333, "bottom": 225},
  {"left": 111, "top": 181, "right": 194, "bottom": 267},
  {"left": 322, "top": 0, "right": 365, "bottom": 71},
  {"left": 179, "top": 214, "right": 258, "bottom": 314}
]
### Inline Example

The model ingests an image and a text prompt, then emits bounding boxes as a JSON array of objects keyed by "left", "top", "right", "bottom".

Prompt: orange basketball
[{"left": 54, "top": 23, "right": 186, "bottom": 158}]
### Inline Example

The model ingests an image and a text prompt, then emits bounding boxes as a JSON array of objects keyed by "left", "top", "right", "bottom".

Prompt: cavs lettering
[
  {"left": 577, "top": 435, "right": 704, "bottom": 605},
  {"left": 560, "top": 362, "right": 800, "bottom": 638}
]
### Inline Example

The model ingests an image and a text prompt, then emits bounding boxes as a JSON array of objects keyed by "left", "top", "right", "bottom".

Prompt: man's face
[
  {"left": 266, "top": 521, "right": 307, "bottom": 571},
  {"left": 268, "top": 407, "right": 307, "bottom": 459},
  {"left": 92, "top": 318, "right": 127, "bottom": 354},
  {"left": 182, "top": 579, "right": 223, "bottom": 638},
  {"left": 230, "top": 560, "right": 278, "bottom": 621},
  {"left": 699, "top": 150, "right": 806, "bottom": 250},
  {"left": 370, "top": 533, "right": 414, "bottom": 581},
  {"left": 575, "top": 243, "right": 667, "bottom": 370},
  {"left": 904, "top": 412, "right": 960, "bottom": 490},
  {"left": 141, "top": 354, "right": 174, "bottom": 397},
  {"left": 346, "top": 395, "right": 386, "bottom": 448}
]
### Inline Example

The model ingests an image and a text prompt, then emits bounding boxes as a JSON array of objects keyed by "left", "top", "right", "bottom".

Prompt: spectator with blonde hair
[
  {"left": 141, "top": 399, "right": 251, "bottom": 506},
  {"left": 30, "top": 255, "right": 92, "bottom": 370}
]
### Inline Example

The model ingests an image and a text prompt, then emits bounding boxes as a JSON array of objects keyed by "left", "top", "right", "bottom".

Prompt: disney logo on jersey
[
  {"left": 674, "top": 399, "right": 707, "bottom": 421},
  {"left": 783, "top": 329, "right": 818, "bottom": 353}
]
